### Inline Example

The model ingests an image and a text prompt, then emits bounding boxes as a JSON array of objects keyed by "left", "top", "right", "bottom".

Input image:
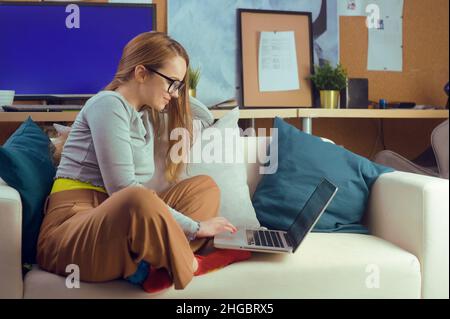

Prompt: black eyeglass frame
[{"left": 145, "top": 66, "right": 185, "bottom": 95}]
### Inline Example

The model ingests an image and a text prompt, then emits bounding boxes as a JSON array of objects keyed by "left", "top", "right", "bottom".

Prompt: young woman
[{"left": 37, "top": 32, "right": 249, "bottom": 292}]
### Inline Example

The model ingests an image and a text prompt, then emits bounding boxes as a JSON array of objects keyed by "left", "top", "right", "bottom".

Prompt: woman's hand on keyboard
[{"left": 196, "top": 217, "right": 238, "bottom": 238}]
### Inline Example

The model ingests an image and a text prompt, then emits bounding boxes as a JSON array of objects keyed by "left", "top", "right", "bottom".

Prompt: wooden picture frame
[{"left": 239, "top": 9, "right": 314, "bottom": 108}]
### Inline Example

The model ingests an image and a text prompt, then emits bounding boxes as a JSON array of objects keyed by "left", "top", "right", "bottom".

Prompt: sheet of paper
[
  {"left": 258, "top": 31, "right": 300, "bottom": 92},
  {"left": 338, "top": 0, "right": 368, "bottom": 16},
  {"left": 368, "top": 17, "right": 403, "bottom": 71},
  {"left": 367, "top": 0, "right": 404, "bottom": 72},
  {"left": 368, "top": 0, "right": 404, "bottom": 17}
]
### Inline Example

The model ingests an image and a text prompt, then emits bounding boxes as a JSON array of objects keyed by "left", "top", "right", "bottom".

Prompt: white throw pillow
[
  {"left": 189, "top": 96, "right": 214, "bottom": 128},
  {"left": 182, "top": 107, "right": 260, "bottom": 228},
  {"left": 53, "top": 123, "right": 72, "bottom": 135},
  {"left": 0, "top": 177, "right": 6, "bottom": 185}
]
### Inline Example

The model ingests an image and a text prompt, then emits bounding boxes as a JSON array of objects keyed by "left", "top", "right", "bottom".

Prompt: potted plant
[
  {"left": 188, "top": 66, "right": 201, "bottom": 98},
  {"left": 310, "top": 62, "right": 348, "bottom": 109}
]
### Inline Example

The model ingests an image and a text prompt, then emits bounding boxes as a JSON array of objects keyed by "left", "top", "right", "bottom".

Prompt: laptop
[{"left": 214, "top": 178, "right": 338, "bottom": 254}]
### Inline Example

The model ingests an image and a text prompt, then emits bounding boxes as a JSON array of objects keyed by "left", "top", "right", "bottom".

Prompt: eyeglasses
[{"left": 145, "top": 66, "right": 185, "bottom": 95}]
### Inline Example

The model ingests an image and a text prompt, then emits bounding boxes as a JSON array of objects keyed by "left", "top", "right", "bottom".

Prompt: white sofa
[{"left": 0, "top": 137, "right": 448, "bottom": 299}]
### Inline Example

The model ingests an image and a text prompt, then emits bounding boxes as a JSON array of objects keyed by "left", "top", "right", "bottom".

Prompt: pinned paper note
[
  {"left": 258, "top": 31, "right": 300, "bottom": 92},
  {"left": 368, "top": 17, "right": 403, "bottom": 71},
  {"left": 367, "top": 0, "right": 404, "bottom": 72}
]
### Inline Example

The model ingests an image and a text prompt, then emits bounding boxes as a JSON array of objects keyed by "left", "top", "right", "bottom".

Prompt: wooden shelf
[
  {"left": 211, "top": 108, "right": 298, "bottom": 119},
  {"left": 0, "top": 108, "right": 299, "bottom": 122},
  {"left": 0, "top": 108, "right": 448, "bottom": 123},
  {"left": 297, "top": 108, "right": 450, "bottom": 119},
  {"left": 0, "top": 111, "right": 79, "bottom": 123}
]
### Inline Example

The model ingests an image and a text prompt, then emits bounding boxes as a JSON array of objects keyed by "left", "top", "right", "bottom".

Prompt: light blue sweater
[{"left": 56, "top": 91, "right": 199, "bottom": 240}]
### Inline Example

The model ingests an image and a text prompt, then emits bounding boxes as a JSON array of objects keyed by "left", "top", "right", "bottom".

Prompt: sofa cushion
[
  {"left": 252, "top": 117, "right": 394, "bottom": 234},
  {"left": 182, "top": 107, "right": 260, "bottom": 228},
  {"left": 23, "top": 233, "right": 421, "bottom": 299},
  {"left": 0, "top": 117, "right": 56, "bottom": 264},
  {"left": 189, "top": 96, "right": 214, "bottom": 128}
]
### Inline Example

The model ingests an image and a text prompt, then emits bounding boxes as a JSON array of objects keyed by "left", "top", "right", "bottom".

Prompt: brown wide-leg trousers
[{"left": 37, "top": 175, "right": 220, "bottom": 290}]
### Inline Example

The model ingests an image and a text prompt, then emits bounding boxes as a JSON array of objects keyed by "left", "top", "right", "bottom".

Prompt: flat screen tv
[{"left": 0, "top": 1, "right": 156, "bottom": 98}]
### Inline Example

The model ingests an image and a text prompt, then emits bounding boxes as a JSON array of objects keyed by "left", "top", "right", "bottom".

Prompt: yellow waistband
[{"left": 51, "top": 178, "right": 107, "bottom": 195}]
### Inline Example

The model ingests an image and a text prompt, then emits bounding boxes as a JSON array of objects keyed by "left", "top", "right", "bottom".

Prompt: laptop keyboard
[{"left": 247, "top": 230, "right": 288, "bottom": 248}]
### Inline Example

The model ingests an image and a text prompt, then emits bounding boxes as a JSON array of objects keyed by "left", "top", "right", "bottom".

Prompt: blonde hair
[{"left": 105, "top": 31, "right": 193, "bottom": 183}]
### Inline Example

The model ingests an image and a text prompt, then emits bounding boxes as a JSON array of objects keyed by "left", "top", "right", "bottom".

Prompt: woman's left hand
[{"left": 195, "top": 217, "right": 238, "bottom": 238}]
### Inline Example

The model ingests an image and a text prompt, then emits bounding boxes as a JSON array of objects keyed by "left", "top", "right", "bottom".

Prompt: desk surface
[
  {"left": 0, "top": 108, "right": 448, "bottom": 122},
  {"left": 296, "top": 108, "right": 450, "bottom": 119},
  {"left": 210, "top": 108, "right": 298, "bottom": 119}
]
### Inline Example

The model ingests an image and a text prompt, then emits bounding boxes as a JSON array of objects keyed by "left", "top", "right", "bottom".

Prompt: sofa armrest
[
  {"left": 367, "top": 171, "right": 449, "bottom": 299},
  {"left": 0, "top": 184, "right": 23, "bottom": 299}
]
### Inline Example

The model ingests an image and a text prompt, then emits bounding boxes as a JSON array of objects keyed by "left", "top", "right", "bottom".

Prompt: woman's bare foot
[{"left": 193, "top": 257, "right": 199, "bottom": 273}]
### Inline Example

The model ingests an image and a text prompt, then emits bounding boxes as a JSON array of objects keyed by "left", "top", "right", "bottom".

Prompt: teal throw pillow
[
  {"left": 252, "top": 117, "right": 394, "bottom": 234},
  {"left": 0, "top": 117, "right": 56, "bottom": 264}
]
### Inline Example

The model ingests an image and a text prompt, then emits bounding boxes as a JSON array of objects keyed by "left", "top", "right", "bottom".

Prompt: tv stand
[{"left": 13, "top": 95, "right": 92, "bottom": 105}]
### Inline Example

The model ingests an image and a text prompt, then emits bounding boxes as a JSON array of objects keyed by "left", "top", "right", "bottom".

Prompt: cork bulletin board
[
  {"left": 239, "top": 9, "right": 314, "bottom": 108},
  {"left": 340, "top": 0, "right": 449, "bottom": 107}
]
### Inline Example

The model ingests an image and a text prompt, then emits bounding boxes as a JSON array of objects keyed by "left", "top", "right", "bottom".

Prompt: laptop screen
[{"left": 287, "top": 179, "right": 338, "bottom": 253}]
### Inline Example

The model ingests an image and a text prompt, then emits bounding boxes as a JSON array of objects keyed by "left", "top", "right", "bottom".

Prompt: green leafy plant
[
  {"left": 309, "top": 62, "right": 348, "bottom": 91},
  {"left": 188, "top": 66, "right": 201, "bottom": 90}
]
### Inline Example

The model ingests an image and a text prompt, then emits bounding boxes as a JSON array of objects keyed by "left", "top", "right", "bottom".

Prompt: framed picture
[{"left": 239, "top": 9, "right": 314, "bottom": 108}]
